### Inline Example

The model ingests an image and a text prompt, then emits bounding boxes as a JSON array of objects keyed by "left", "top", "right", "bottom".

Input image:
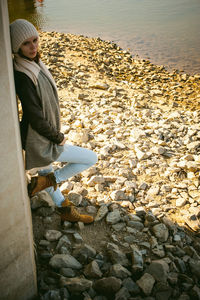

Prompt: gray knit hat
[{"left": 10, "top": 19, "right": 39, "bottom": 53}]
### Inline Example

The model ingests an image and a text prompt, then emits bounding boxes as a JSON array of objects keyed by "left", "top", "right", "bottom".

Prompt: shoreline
[
  {"left": 39, "top": 29, "right": 200, "bottom": 77},
  {"left": 39, "top": 30, "right": 200, "bottom": 112}
]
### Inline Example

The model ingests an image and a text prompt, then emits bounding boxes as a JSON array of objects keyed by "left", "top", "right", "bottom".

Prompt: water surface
[{"left": 8, "top": 0, "right": 200, "bottom": 74}]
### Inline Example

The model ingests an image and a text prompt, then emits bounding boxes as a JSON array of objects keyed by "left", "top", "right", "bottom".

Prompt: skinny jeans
[{"left": 38, "top": 144, "right": 98, "bottom": 206}]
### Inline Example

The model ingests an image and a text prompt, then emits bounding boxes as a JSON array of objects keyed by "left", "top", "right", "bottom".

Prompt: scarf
[{"left": 14, "top": 54, "right": 63, "bottom": 170}]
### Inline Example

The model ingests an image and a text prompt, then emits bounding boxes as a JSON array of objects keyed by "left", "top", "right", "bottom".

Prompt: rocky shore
[{"left": 31, "top": 31, "right": 200, "bottom": 300}]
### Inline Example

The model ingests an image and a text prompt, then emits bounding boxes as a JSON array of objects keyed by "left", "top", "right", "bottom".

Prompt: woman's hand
[{"left": 59, "top": 136, "right": 67, "bottom": 146}]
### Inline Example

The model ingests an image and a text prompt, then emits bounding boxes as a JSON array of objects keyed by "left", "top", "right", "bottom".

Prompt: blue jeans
[{"left": 38, "top": 144, "right": 98, "bottom": 206}]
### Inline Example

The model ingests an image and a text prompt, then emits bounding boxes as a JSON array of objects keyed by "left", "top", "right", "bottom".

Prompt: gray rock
[
  {"left": 95, "top": 205, "right": 109, "bottom": 222},
  {"left": 60, "top": 276, "right": 92, "bottom": 293},
  {"left": 146, "top": 259, "right": 169, "bottom": 282},
  {"left": 110, "top": 190, "right": 127, "bottom": 201},
  {"left": 174, "top": 257, "right": 186, "bottom": 273},
  {"left": 37, "top": 206, "right": 55, "bottom": 217},
  {"left": 189, "top": 259, "right": 200, "bottom": 279},
  {"left": 106, "top": 210, "right": 121, "bottom": 224},
  {"left": 84, "top": 260, "right": 103, "bottom": 278},
  {"left": 115, "top": 287, "right": 131, "bottom": 300},
  {"left": 112, "top": 222, "right": 126, "bottom": 231},
  {"left": 131, "top": 249, "right": 144, "bottom": 272},
  {"left": 59, "top": 267, "right": 76, "bottom": 277},
  {"left": 109, "top": 264, "right": 131, "bottom": 279},
  {"left": 136, "top": 273, "right": 155, "bottom": 296},
  {"left": 73, "top": 232, "right": 83, "bottom": 243},
  {"left": 126, "top": 220, "right": 144, "bottom": 231},
  {"left": 122, "top": 277, "right": 140, "bottom": 295},
  {"left": 108, "top": 248, "right": 129, "bottom": 267},
  {"left": 31, "top": 190, "right": 55, "bottom": 209},
  {"left": 68, "top": 192, "right": 82, "bottom": 206},
  {"left": 49, "top": 254, "right": 82, "bottom": 270},
  {"left": 41, "top": 290, "right": 61, "bottom": 300},
  {"left": 73, "top": 244, "right": 97, "bottom": 264},
  {"left": 56, "top": 235, "right": 71, "bottom": 250},
  {"left": 45, "top": 230, "right": 62, "bottom": 242},
  {"left": 152, "top": 223, "right": 169, "bottom": 242},
  {"left": 154, "top": 281, "right": 172, "bottom": 300}
]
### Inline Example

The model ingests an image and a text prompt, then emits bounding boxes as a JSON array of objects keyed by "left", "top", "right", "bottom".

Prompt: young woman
[{"left": 10, "top": 19, "right": 97, "bottom": 223}]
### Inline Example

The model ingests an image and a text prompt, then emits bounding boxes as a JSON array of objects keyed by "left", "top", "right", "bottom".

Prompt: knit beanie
[{"left": 10, "top": 19, "right": 39, "bottom": 53}]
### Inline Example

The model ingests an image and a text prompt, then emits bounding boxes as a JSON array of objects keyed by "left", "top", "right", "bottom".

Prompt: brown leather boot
[
  {"left": 28, "top": 172, "right": 57, "bottom": 197},
  {"left": 59, "top": 204, "right": 94, "bottom": 224},
  {"left": 61, "top": 198, "right": 75, "bottom": 207}
]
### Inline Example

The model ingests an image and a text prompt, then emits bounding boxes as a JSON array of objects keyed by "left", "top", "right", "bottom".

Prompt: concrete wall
[{"left": 0, "top": 1, "right": 37, "bottom": 299}]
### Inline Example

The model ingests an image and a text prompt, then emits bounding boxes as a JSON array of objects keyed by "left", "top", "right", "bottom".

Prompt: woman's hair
[{"left": 18, "top": 48, "right": 41, "bottom": 63}]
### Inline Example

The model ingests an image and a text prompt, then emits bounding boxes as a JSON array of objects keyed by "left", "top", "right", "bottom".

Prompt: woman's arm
[{"left": 14, "top": 71, "right": 64, "bottom": 144}]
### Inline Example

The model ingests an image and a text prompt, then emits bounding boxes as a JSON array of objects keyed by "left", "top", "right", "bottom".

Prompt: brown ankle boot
[
  {"left": 59, "top": 205, "right": 94, "bottom": 224},
  {"left": 61, "top": 198, "right": 75, "bottom": 207},
  {"left": 28, "top": 172, "right": 57, "bottom": 197}
]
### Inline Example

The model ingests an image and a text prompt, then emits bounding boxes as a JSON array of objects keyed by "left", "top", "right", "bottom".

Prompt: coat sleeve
[{"left": 14, "top": 71, "right": 64, "bottom": 144}]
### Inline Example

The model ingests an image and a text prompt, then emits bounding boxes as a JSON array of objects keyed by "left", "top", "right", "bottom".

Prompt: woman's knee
[{"left": 89, "top": 150, "right": 98, "bottom": 166}]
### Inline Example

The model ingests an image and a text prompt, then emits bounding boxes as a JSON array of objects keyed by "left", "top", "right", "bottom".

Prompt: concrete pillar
[{"left": 0, "top": 1, "right": 37, "bottom": 299}]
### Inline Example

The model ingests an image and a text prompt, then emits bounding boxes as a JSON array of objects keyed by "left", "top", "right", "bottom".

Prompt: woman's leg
[
  {"left": 38, "top": 145, "right": 97, "bottom": 207},
  {"left": 54, "top": 144, "right": 98, "bottom": 183}
]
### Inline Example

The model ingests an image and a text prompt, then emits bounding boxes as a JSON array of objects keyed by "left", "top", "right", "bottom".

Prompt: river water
[{"left": 8, "top": 0, "right": 200, "bottom": 74}]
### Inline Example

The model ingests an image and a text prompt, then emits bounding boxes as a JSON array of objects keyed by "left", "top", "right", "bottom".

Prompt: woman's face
[{"left": 20, "top": 36, "right": 39, "bottom": 59}]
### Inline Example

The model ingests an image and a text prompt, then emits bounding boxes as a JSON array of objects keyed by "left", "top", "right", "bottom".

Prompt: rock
[
  {"left": 88, "top": 176, "right": 105, "bottom": 186},
  {"left": 68, "top": 130, "right": 89, "bottom": 143},
  {"left": 45, "top": 230, "right": 62, "bottom": 242},
  {"left": 153, "top": 282, "right": 172, "bottom": 300},
  {"left": 152, "top": 223, "right": 169, "bottom": 242},
  {"left": 112, "top": 222, "right": 126, "bottom": 231},
  {"left": 60, "top": 181, "right": 74, "bottom": 193},
  {"left": 37, "top": 206, "right": 55, "bottom": 217},
  {"left": 59, "top": 268, "right": 76, "bottom": 277},
  {"left": 122, "top": 277, "right": 140, "bottom": 295},
  {"left": 126, "top": 220, "right": 144, "bottom": 231},
  {"left": 31, "top": 193, "right": 50, "bottom": 210},
  {"left": 109, "top": 264, "right": 131, "bottom": 279},
  {"left": 68, "top": 192, "right": 82, "bottom": 205},
  {"left": 115, "top": 287, "right": 131, "bottom": 300},
  {"left": 110, "top": 190, "right": 127, "bottom": 201},
  {"left": 93, "top": 277, "right": 122, "bottom": 296},
  {"left": 146, "top": 259, "right": 169, "bottom": 282},
  {"left": 41, "top": 290, "right": 61, "bottom": 300},
  {"left": 84, "top": 260, "right": 103, "bottom": 278},
  {"left": 134, "top": 146, "right": 149, "bottom": 160},
  {"left": 107, "top": 246, "right": 129, "bottom": 267},
  {"left": 56, "top": 235, "right": 71, "bottom": 250},
  {"left": 60, "top": 276, "right": 92, "bottom": 293},
  {"left": 189, "top": 285, "right": 200, "bottom": 300},
  {"left": 136, "top": 273, "right": 155, "bottom": 296},
  {"left": 188, "top": 259, "right": 200, "bottom": 279},
  {"left": 73, "top": 232, "right": 83, "bottom": 243},
  {"left": 131, "top": 249, "right": 144, "bottom": 272},
  {"left": 106, "top": 210, "right": 121, "bottom": 224},
  {"left": 95, "top": 205, "right": 109, "bottom": 221},
  {"left": 176, "top": 198, "right": 187, "bottom": 207},
  {"left": 92, "top": 82, "right": 109, "bottom": 90},
  {"left": 49, "top": 254, "right": 82, "bottom": 269},
  {"left": 73, "top": 244, "right": 97, "bottom": 264},
  {"left": 32, "top": 30, "right": 200, "bottom": 300}
]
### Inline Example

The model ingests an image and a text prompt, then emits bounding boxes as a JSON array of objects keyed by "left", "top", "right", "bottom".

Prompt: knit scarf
[
  {"left": 14, "top": 54, "right": 63, "bottom": 170},
  {"left": 14, "top": 54, "right": 57, "bottom": 89}
]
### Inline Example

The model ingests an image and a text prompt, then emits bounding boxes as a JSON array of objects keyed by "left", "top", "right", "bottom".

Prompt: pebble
[{"left": 30, "top": 30, "right": 200, "bottom": 300}]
